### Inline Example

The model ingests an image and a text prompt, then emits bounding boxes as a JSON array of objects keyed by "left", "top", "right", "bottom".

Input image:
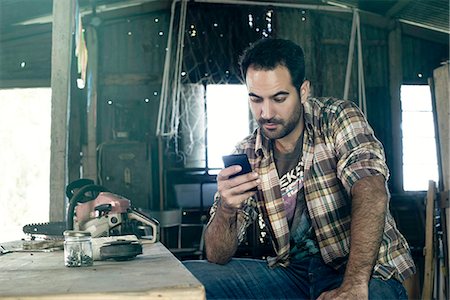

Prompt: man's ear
[{"left": 299, "top": 80, "right": 310, "bottom": 104}]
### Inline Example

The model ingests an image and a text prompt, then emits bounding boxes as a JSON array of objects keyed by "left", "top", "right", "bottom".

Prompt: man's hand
[
  {"left": 317, "top": 283, "right": 368, "bottom": 300},
  {"left": 204, "top": 165, "right": 259, "bottom": 264},
  {"left": 216, "top": 165, "right": 260, "bottom": 212}
]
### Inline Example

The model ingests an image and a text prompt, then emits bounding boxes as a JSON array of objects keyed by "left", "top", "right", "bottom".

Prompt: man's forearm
[
  {"left": 204, "top": 205, "right": 239, "bottom": 264},
  {"left": 343, "top": 175, "right": 388, "bottom": 286}
]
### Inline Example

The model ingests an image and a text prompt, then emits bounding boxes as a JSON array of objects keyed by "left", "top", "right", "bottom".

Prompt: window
[
  {"left": 0, "top": 88, "right": 51, "bottom": 242},
  {"left": 401, "top": 85, "right": 439, "bottom": 191},
  {"left": 206, "top": 84, "right": 250, "bottom": 169}
]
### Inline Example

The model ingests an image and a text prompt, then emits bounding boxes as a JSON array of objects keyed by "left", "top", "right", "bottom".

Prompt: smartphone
[
  {"left": 222, "top": 154, "right": 257, "bottom": 191},
  {"left": 222, "top": 154, "right": 253, "bottom": 178}
]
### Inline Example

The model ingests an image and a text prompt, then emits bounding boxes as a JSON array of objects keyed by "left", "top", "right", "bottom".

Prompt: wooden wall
[
  {"left": 96, "top": 11, "right": 170, "bottom": 144},
  {"left": 403, "top": 35, "right": 449, "bottom": 84},
  {"left": 92, "top": 8, "right": 170, "bottom": 209},
  {"left": 0, "top": 2, "right": 448, "bottom": 208},
  {"left": 0, "top": 24, "right": 52, "bottom": 88}
]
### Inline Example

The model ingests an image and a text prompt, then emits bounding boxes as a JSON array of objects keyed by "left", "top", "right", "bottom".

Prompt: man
[{"left": 184, "top": 38, "right": 415, "bottom": 299}]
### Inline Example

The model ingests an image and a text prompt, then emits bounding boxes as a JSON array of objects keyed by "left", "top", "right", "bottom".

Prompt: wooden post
[
  {"left": 433, "top": 63, "right": 450, "bottom": 299},
  {"left": 433, "top": 64, "right": 450, "bottom": 192},
  {"left": 388, "top": 23, "right": 403, "bottom": 193},
  {"left": 83, "top": 26, "right": 99, "bottom": 181},
  {"left": 49, "top": 0, "right": 76, "bottom": 221},
  {"left": 422, "top": 180, "right": 437, "bottom": 300}
]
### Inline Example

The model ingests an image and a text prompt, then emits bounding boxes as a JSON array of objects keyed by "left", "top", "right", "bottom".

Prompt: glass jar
[{"left": 63, "top": 230, "right": 93, "bottom": 267}]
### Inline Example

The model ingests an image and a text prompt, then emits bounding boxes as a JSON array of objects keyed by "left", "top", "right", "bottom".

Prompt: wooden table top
[{"left": 0, "top": 241, "right": 205, "bottom": 300}]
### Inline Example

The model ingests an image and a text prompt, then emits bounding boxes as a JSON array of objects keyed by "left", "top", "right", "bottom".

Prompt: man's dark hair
[{"left": 239, "top": 38, "right": 306, "bottom": 88}]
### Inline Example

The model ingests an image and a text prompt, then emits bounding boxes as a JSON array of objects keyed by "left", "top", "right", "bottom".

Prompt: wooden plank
[
  {"left": 322, "top": 9, "right": 449, "bottom": 45},
  {"left": 0, "top": 31, "right": 52, "bottom": 84},
  {"left": 401, "top": 22, "right": 449, "bottom": 45},
  {"left": 422, "top": 180, "right": 436, "bottom": 300},
  {"left": 440, "top": 191, "right": 449, "bottom": 299},
  {"left": 433, "top": 64, "right": 450, "bottom": 191},
  {"left": 100, "top": 73, "right": 161, "bottom": 86},
  {"left": 49, "top": 0, "right": 76, "bottom": 221},
  {"left": 82, "top": 26, "right": 99, "bottom": 181},
  {"left": 320, "top": 38, "right": 386, "bottom": 46},
  {"left": 0, "top": 242, "right": 205, "bottom": 299},
  {"left": 68, "top": 61, "right": 83, "bottom": 184},
  {"left": 87, "top": 0, "right": 171, "bottom": 25},
  {"left": 385, "top": 0, "right": 410, "bottom": 18},
  {"left": 0, "top": 24, "right": 52, "bottom": 43},
  {"left": 388, "top": 24, "right": 403, "bottom": 193},
  {"left": 433, "top": 63, "right": 450, "bottom": 299},
  {"left": 0, "top": 79, "right": 50, "bottom": 88}
]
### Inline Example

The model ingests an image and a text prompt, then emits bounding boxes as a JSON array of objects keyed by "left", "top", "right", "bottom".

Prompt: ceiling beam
[
  {"left": 323, "top": 9, "right": 449, "bottom": 45},
  {"left": 0, "top": 24, "right": 51, "bottom": 43},
  {"left": 401, "top": 22, "right": 449, "bottom": 45},
  {"left": 385, "top": 0, "right": 410, "bottom": 18}
]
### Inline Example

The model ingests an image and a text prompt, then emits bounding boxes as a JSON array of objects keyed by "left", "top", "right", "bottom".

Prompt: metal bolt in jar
[{"left": 63, "top": 230, "right": 93, "bottom": 267}]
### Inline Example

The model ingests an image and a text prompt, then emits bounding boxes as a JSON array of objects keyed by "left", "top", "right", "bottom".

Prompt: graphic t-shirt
[
  {"left": 273, "top": 135, "right": 320, "bottom": 260},
  {"left": 273, "top": 136, "right": 304, "bottom": 223},
  {"left": 277, "top": 159, "right": 304, "bottom": 222}
]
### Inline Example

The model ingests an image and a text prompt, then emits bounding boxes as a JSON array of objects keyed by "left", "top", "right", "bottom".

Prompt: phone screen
[{"left": 222, "top": 154, "right": 253, "bottom": 179}]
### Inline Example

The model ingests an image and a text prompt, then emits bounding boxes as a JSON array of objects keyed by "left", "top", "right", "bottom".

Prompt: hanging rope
[
  {"left": 344, "top": 9, "right": 367, "bottom": 114},
  {"left": 157, "top": 0, "right": 188, "bottom": 137}
]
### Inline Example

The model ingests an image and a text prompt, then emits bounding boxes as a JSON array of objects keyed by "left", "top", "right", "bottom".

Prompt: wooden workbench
[{"left": 0, "top": 241, "right": 205, "bottom": 300}]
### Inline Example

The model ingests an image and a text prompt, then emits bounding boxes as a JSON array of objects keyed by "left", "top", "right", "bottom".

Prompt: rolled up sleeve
[{"left": 333, "top": 102, "right": 389, "bottom": 194}]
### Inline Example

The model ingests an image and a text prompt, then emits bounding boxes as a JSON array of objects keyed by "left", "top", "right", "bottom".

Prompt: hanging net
[{"left": 157, "top": 1, "right": 274, "bottom": 168}]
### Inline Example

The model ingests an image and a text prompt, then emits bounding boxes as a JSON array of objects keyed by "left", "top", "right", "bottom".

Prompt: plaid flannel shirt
[{"left": 209, "top": 97, "right": 415, "bottom": 282}]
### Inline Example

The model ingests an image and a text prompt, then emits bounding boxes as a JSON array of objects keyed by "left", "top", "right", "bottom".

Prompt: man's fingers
[
  {"left": 218, "top": 173, "right": 259, "bottom": 194},
  {"left": 218, "top": 166, "right": 242, "bottom": 181},
  {"left": 216, "top": 166, "right": 259, "bottom": 211}
]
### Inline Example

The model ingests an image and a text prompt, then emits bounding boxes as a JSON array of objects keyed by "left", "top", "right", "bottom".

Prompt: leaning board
[{"left": 433, "top": 62, "right": 449, "bottom": 299}]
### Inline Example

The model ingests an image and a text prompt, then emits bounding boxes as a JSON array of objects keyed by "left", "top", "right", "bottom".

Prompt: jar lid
[{"left": 63, "top": 230, "right": 91, "bottom": 237}]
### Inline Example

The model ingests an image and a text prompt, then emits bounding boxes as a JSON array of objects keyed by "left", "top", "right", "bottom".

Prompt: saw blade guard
[{"left": 127, "top": 209, "right": 160, "bottom": 243}]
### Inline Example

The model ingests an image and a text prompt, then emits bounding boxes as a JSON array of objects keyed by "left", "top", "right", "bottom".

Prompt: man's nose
[{"left": 261, "top": 100, "right": 275, "bottom": 120}]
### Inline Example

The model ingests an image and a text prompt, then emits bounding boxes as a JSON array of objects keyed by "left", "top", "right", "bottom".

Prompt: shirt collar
[
  {"left": 254, "top": 128, "right": 271, "bottom": 158},
  {"left": 302, "top": 98, "right": 315, "bottom": 137}
]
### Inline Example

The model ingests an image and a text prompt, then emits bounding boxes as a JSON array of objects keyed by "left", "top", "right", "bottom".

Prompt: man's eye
[
  {"left": 274, "top": 97, "right": 286, "bottom": 103},
  {"left": 250, "top": 97, "right": 262, "bottom": 103}
]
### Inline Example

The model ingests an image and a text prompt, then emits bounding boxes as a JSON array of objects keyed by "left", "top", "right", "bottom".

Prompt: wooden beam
[
  {"left": 0, "top": 24, "right": 52, "bottom": 43},
  {"left": 322, "top": 10, "right": 449, "bottom": 46},
  {"left": 320, "top": 38, "right": 386, "bottom": 46},
  {"left": 82, "top": 26, "right": 99, "bottom": 181},
  {"left": 49, "top": 0, "right": 75, "bottom": 221},
  {"left": 322, "top": 10, "right": 390, "bottom": 31},
  {"left": 84, "top": 0, "right": 171, "bottom": 25},
  {"left": 433, "top": 63, "right": 450, "bottom": 299},
  {"left": 432, "top": 64, "right": 450, "bottom": 191},
  {"left": 385, "top": 1, "right": 410, "bottom": 18},
  {"left": 422, "top": 181, "right": 437, "bottom": 300},
  {"left": 402, "top": 22, "right": 449, "bottom": 45},
  {"left": 68, "top": 57, "right": 82, "bottom": 185},
  {"left": 0, "top": 79, "right": 50, "bottom": 89},
  {"left": 100, "top": 73, "right": 161, "bottom": 86},
  {"left": 388, "top": 24, "right": 403, "bottom": 193}
]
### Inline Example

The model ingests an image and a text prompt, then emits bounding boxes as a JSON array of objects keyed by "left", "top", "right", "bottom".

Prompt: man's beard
[{"left": 257, "top": 104, "right": 302, "bottom": 140}]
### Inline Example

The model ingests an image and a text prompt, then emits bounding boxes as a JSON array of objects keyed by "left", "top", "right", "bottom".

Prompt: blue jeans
[{"left": 183, "top": 256, "right": 408, "bottom": 299}]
